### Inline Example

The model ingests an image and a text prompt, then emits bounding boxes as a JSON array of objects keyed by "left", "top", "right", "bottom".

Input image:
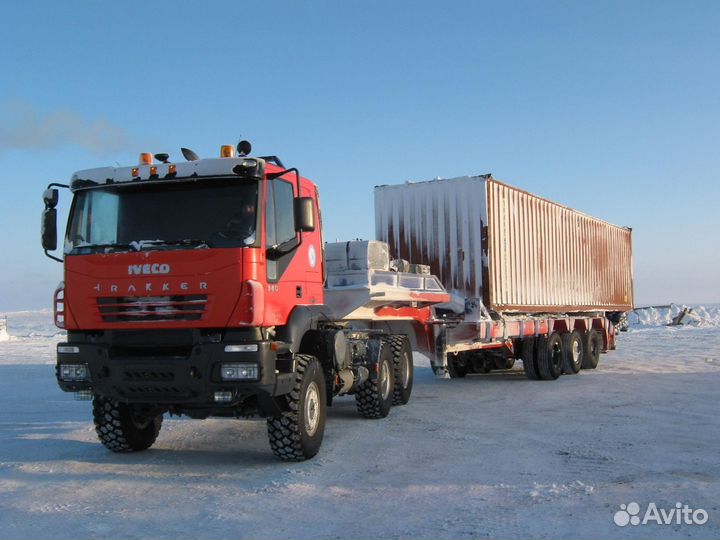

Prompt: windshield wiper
[
  {"left": 77, "top": 243, "right": 138, "bottom": 253},
  {"left": 134, "top": 239, "right": 213, "bottom": 249}
]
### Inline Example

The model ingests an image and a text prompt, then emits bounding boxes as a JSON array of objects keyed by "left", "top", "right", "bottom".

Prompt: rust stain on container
[{"left": 375, "top": 176, "right": 633, "bottom": 313}]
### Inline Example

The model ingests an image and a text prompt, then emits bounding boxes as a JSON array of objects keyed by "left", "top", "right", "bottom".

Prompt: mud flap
[{"left": 431, "top": 326, "right": 450, "bottom": 379}]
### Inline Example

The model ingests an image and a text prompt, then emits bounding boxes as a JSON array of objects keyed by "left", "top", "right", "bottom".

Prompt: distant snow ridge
[
  {"left": 628, "top": 304, "right": 720, "bottom": 329},
  {"left": 0, "top": 320, "right": 8, "bottom": 342},
  {"left": 0, "top": 309, "right": 63, "bottom": 340}
]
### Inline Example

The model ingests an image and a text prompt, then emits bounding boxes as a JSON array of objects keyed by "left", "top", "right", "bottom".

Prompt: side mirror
[
  {"left": 294, "top": 197, "right": 315, "bottom": 232},
  {"left": 43, "top": 188, "right": 59, "bottom": 208},
  {"left": 42, "top": 208, "right": 58, "bottom": 251}
]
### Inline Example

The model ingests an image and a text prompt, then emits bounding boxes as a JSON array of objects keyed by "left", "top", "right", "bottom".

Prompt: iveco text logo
[{"left": 128, "top": 263, "right": 171, "bottom": 276}]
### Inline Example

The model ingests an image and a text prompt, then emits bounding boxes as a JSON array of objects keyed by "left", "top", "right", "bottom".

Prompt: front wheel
[
  {"left": 92, "top": 397, "right": 163, "bottom": 452},
  {"left": 267, "top": 355, "right": 326, "bottom": 461}
]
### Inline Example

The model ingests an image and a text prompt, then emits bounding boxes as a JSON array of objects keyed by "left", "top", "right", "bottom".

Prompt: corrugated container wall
[{"left": 375, "top": 176, "right": 634, "bottom": 314}]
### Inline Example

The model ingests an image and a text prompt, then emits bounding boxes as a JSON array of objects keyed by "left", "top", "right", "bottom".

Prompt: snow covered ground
[{"left": 0, "top": 307, "right": 718, "bottom": 539}]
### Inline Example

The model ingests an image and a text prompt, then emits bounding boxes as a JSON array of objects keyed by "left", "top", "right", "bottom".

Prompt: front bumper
[{"left": 55, "top": 334, "right": 295, "bottom": 408}]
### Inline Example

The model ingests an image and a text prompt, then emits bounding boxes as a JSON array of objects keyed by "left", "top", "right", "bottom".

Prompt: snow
[
  {"left": 0, "top": 308, "right": 718, "bottom": 538},
  {"left": 0, "top": 309, "right": 64, "bottom": 365},
  {"left": 629, "top": 303, "right": 720, "bottom": 329}
]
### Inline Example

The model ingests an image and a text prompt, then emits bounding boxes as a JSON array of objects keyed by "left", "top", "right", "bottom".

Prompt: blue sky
[{"left": 1, "top": 0, "right": 718, "bottom": 310}]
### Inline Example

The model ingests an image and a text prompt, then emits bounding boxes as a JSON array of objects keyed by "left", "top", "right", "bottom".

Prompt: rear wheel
[
  {"left": 355, "top": 344, "right": 394, "bottom": 418},
  {"left": 582, "top": 329, "right": 602, "bottom": 369},
  {"left": 447, "top": 353, "right": 468, "bottom": 378},
  {"left": 92, "top": 397, "right": 163, "bottom": 452},
  {"left": 562, "top": 331, "right": 583, "bottom": 374},
  {"left": 267, "top": 354, "right": 326, "bottom": 461},
  {"left": 536, "top": 333, "right": 564, "bottom": 380},
  {"left": 475, "top": 358, "right": 492, "bottom": 373},
  {"left": 522, "top": 338, "right": 540, "bottom": 380},
  {"left": 495, "top": 357, "right": 516, "bottom": 370},
  {"left": 382, "top": 335, "right": 414, "bottom": 405}
]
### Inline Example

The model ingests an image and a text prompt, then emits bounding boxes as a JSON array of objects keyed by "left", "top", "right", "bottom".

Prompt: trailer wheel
[
  {"left": 447, "top": 353, "right": 468, "bottom": 378},
  {"left": 536, "top": 333, "right": 563, "bottom": 380},
  {"left": 495, "top": 357, "right": 516, "bottom": 370},
  {"left": 582, "top": 330, "right": 602, "bottom": 369},
  {"left": 267, "top": 354, "right": 326, "bottom": 461},
  {"left": 355, "top": 344, "right": 394, "bottom": 418},
  {"left": 92, "top": 396, "right": 163, "bottom": 452},
  {"left": 562, "top": 331, "right": 583, "bottom": 374},
  {"left": 382, "top": 335, "right": 414, "bottom": 405},
  {"left": 522, "top": 338, "right": 540, "bottom": 380},
  {"left": 476, "top": 358, "right": 492, "bottom": 373}
]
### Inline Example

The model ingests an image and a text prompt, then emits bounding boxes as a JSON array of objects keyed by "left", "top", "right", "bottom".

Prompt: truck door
[
  {"left": 264, "top": 177, "right": 303, "bottom": 325},
  {"left": 303, "top": 184, "right": 324, "bottom": 304}
]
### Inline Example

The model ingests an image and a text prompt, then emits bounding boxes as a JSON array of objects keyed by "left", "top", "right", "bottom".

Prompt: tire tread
[{"left": 267, "top": 354, "right": 324, "bottom": 461}]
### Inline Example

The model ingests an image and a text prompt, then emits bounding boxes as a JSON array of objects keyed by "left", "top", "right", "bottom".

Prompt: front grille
[
  {"left": 98, "top": 295, "right": 207, "bottom": 323},
  {"left": 124, "top": 370, "right": 175, "bottom": 381},
  {"left": 124, "top": 385, "right": 191, "bottom": 398}
]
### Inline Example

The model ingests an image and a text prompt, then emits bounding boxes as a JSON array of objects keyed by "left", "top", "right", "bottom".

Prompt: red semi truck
[{"left": 41, "top": 143, "right": 633, "bottom": 460}]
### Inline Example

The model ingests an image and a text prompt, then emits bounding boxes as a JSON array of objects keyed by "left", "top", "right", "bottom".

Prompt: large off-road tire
[
  {"left": 522, "top": 338, "right": 540, "bottom": 380},
  {"left": 582, "top": 329, "right": 602, "bottom": 369},
  {"left": 562, "top": 331, "right": 584, "bottom": 374},
  {"left": 536, "top": 333, "right": 564, "bottom": 380},
  {"left": 447, "top": 353, "right": 468, "bottom": 378},
  {"left": 92, "top": 396, "right": 163, "bottom": 452},
  {"left": 355, "top": 343, "right": 394, "bottom": 418},
  {"left": 267, "top": 354, "right": 326, "bottom": 461},
  {"left": 382, "top": 335, "right": 414, "bottom": 405}
]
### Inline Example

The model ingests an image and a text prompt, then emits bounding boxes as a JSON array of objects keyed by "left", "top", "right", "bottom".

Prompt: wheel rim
[
  {"left": 380, "top": 361, "right": 391, "bottom": 400},
  {"left": 572, "top": 339, "right": 582, "bottom": 366},
  {"left": 304, "top": 381, "right": 320, "bottom": 437},
  {"left": 129, "top": 410, "right": 152, "bottom": 430},
  {"left": 551, "top": 341, "right": 563, "bottom": 370},
  {"left": 401, "top": 352, "right": 411, "bottom": 388}
]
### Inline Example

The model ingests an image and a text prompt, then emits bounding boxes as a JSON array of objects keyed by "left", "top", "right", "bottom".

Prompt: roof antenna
[
  {"left": 181, "top": 147, "right": 199, "bottom": 161},
  {"left": 237, "top": 140, "right": 252, "bottom": 157}
]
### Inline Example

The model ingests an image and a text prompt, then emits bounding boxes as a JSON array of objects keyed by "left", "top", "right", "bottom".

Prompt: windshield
[{"left": 65, "top": 179, "right": 259, "bottom": 254}]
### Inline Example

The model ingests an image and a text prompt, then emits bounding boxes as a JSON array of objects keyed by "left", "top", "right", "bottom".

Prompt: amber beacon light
[{"left": 220, "top": 145, "right": 236, "bottom": 158}]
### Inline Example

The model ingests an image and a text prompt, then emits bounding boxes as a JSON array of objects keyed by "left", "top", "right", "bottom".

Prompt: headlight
[
  {"left": 224, "top": 344, "right": 258, "bottom": 352},
  {"left": 220, "top": 363, "right": 258, "bottom": 381},
  {"left": 60, "top": 364, "right": 89, "bottom": 381}
]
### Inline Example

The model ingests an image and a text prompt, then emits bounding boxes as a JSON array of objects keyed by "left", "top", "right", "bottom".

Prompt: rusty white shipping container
[{"left": 375, "top": 175, "right": 634, "bottom": 314}]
